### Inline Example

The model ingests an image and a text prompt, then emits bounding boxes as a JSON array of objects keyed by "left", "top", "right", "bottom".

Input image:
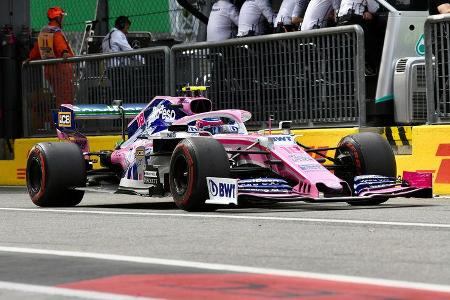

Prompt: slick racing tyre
[
  {"left": 26, "top": 142, "right": 86, "bottom": 207},
  {"left": 169, "top": 137, "right": 230, "bottom": 211},
  {"left": 335, "top": 132, "right": 396, "bottom": 206}
]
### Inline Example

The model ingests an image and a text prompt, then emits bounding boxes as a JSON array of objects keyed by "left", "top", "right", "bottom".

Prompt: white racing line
[
  {"left": 1, "top": 207, "right": 450, "bottom": 228},
  {"left": 0, "top": 246, "right": 449, "bottom": 295},
  {"left": 0, "top": 281, "right": 157, "bottom": 300}
]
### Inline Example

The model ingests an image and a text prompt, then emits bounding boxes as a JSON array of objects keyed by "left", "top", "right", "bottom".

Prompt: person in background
[
  {"left": 28, "top": 6, "right": 75, "bottom": 106},
  {"left": 291, "top": 0, "right": 310, "bottom": 28},
  {"left": 337, "top": 0, "right": 380, "bottom": 75},
  {"left": 207, "top": 0, "right": 240, "bottom": 41},
  {"left": 300, "top": 0, "right": 341, "bottom": 31},
  {"left": 337, "top": 0, "right": 379, "bottom": 23},
  {"left": 274, "top": 0, "right": 297, "bottom": 32},
  {"left": 429, "top": 0, "right": 450, "bottom": 14},
  {"left": 102, "top": 16, "right": 134, "bottom": 53},
  {"left": 102, "top": 16, "right": 144, "bottom": 101},
  {"left": 237, "top": 0, "right": 277, "bottom": 37}
]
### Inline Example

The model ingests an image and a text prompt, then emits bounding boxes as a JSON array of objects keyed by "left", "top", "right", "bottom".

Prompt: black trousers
[{"left": 337, "top": 14, "right": 381, "bottom": 71}]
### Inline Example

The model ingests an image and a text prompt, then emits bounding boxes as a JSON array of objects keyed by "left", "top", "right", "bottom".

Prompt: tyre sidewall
[
  {"left": 339, "top": 133, "right": 396, "bottom": 178},
  {"left": 26, "top": 142, "right": 86, "bottom": 207},
  {"left": 170, "top": 138, "right": 230, "bottom": 211},
  {"left": 27, "top": 144, "right": 50, "bottom": 205}
]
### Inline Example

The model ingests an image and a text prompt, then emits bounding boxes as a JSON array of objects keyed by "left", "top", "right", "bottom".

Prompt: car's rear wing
[{"left": 52, "top": 103, "right": 147, "bottom": 130}]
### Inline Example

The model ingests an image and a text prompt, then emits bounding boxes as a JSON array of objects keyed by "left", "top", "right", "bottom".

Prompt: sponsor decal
[
  {"left": 290, "top": 153, "right": 315, "bottom": 163},
  {"left": 135, "top": 147, "right": 145, "bottom": 159},
  {"left": 73, "top": 105, "right": 144, "bottom": 113},
  {"left": 188, "top": 126, "right": 199, "bottom": 133},
  {"left": 137, "top": 112, "right": 145, "bottom": 128},
  {"left": 298, "top": 164, "right": 326, "bottom": 171},
  {"left": 150, "top": 104, "right": 176, "bottom": 121},
  {"left": 58, "top": 112, "right": 72, "bottom": 127},
  {"left": 415, "top": 34, "right": 425, "bottom": 56},
  {"left": 270, "top": 135, "right": 295, "bottom": 146},
  {"left": 135, "top": 146, "right": 146, "bottom": 181},
  {"left": 144, "top": 166, "right": 161, "bottom": 185},
  {"left": 206, "top": 177, "right": 238, "bottom": 205},
  {"left": 144, "top": 171, "right": 158, "bottom": 178},
  {"left": 433, "top": 144, "right": 450, "bottom": 184}
]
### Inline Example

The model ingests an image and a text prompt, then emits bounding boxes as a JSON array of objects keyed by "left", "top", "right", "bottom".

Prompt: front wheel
[
  {"left": 169, "top": 137, "right": 230, "bottom": 211},
  {"left": 26, "top": 142, "right": 86, "bottom": 207},
  {"left": 334, "top": 132, "right": 396, "bottom": 206}
]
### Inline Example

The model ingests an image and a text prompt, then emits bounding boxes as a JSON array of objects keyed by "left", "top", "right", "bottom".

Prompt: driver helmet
[{"left": 196, "top": 118, "right": 224, "bottom": 135}]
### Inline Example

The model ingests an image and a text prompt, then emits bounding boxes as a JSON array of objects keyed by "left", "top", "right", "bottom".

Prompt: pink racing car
[{"left": 26, "top": 90, "right": 432, "bottom": 211}]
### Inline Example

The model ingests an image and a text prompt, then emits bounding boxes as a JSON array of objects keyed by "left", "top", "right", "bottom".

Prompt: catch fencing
[
  {"left": 22, "top": 47, "right": 170, "bottom": 137},
  {"left": 425, "top": 14, "right": 450, "bottom": 124},
  {"left": 22, "top": 26, "right": 366, "bottom": 137},
  {"left": 170, "top": 25, "right": 366, "bottom": 128}
]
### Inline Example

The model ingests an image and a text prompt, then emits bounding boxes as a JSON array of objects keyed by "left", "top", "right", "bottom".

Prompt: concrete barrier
[{"left": 1, "top": 126, "right": 449, "bottom": 195}]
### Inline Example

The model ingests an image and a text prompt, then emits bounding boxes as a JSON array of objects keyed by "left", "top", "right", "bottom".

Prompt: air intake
[
  {"left": 393, "top": 57, "right": 427, "bottom": 124},
  {"left": 395, "top": 58, "right": 408, "bottom": 73}
]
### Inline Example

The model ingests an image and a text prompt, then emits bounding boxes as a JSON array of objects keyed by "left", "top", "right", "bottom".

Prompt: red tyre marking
[
  {"left": 29, "top": 146, "right": 47, "bottom": 204},
  {"left": 343, "top": 141, "right": 362, "bottom": 174},
  {"left": 58, "top": 274, "right": 450, "bottom": 300},
  {"left": 178, "top": 143, "right": 195, "bottom": 206}
]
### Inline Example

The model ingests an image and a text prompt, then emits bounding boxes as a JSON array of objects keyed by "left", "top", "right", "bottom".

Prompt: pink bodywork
[
  {"left": 58, "top": 96, "right": 432, "bottom": 201},
  {"left": 106, "top": 99, "right": 347, "bottom": 198}
]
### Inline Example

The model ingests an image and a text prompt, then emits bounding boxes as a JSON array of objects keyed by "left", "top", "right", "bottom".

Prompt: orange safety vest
[{"left": 37, "top": 25, "right": 74, "bottom": 59}]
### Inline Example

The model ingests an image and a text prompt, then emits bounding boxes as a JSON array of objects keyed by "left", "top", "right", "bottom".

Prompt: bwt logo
[
  {"left": 209, "top": 179, "right": 236, "bottom": 198},
  {"left": 272, "top": 136, "right": 293, "bottom": 143},
  {"left": 58, "top": 112, "right": 71, "bottom": 127}
]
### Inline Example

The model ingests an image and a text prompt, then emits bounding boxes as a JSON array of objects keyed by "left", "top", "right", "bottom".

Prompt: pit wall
[{"left": 1, "top": 126, "right": 449, "bottom": 195}]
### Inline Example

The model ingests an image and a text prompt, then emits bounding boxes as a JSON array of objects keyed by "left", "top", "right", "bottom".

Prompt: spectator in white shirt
[
  {"left": 102, "top": 16, "right": 133, "bottom": 53},
  {"left": 291, "top": 0, "right": 310, "bottom": 28},
  {"left": 207, "top": 0, "right": 240, "bottom": 41},
  {"left": 237, "top": 0, "right": 277, "bottom": 37},
  {"left": 300, "top": 0, "right": 341, "bottom": 31},
  {"left": 337, "top": 0, "right": 379, "bottom": 21},
  {"left": 274, "top": 0, "right": 297, "bottom": 32},
  {"left": 102, "top": 16, "right": 144, "bottom": 101}
]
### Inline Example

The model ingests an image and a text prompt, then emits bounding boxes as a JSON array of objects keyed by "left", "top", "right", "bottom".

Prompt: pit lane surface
[{"left": 1, "top": 187, "right": 450, "bottom": 299}]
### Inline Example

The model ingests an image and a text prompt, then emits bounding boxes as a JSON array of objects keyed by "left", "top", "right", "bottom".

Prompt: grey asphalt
[{"left": 0, "top": 187, "right": 450, "bottom": 298}]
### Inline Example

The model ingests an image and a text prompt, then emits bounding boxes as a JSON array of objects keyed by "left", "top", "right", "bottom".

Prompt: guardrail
[
  {"left": 170, "top": 25, "right": 366, "bottom": 128},
  {"left": 21, "top": 47, "right": 170, "bottom": 137},
  {"left": 425, "top": 14, "right": 450, "bottom": 124}
]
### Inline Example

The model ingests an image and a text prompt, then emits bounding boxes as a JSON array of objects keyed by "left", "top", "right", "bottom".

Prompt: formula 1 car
[{"left": 26, "top": 87, "right": 432, "bottom": 211}]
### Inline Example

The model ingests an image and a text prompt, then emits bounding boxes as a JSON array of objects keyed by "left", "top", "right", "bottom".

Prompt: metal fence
[
  {"left": 22, "top": 47, "right": 170, "bottom": 137},
  {"left": 425, "top": 14, "right": 450, "bottom": 124},
  {"left": 170, "top": 25, "right": 366, "bottom": 128}
]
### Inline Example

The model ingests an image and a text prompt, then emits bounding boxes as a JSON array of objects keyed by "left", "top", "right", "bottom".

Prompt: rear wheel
[
  {"left": 26, "top": 142, "right": 86, "bottom": 207},
  {"left": 334, "top": 132, "right": 396, "bottom": 205},
  {"left": 169, "top": 137, "right": 230, "bottom": 211}
]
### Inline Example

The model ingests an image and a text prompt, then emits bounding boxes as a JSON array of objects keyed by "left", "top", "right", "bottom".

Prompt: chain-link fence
[{"left": 31, "top": 0, "right": 213, "bottom": 54}]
